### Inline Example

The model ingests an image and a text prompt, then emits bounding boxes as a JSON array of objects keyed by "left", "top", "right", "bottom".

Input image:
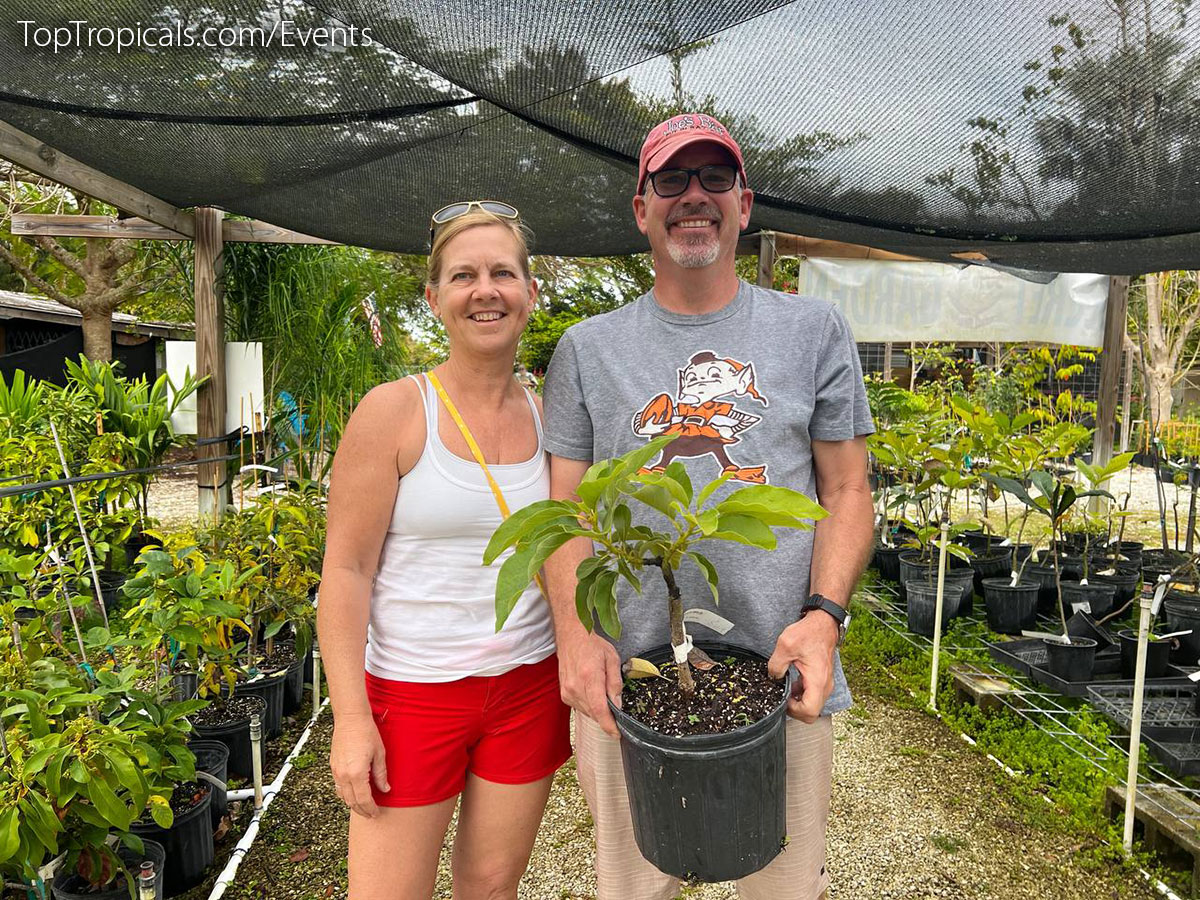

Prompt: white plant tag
[
  {"left": 1071, "top": 601, "right": 1091, "bottom": 614},
  {"left": 1080, "top": 577, "right": 1088, "bottom": 586},
  {"left": 999, "top": 537, "right": 1012, "bottom": 547},
  {"left": 683, "top": 608, "right": 735, "bottom": 635},
  {"left": 671, "top": 632, "right": 694, "bottom": 663},
  {"left": 1153, "top": 575, "right": 1171, "bottom": 616},
  {"left": 1188, "top": 670, "right": 1200, "bottom": 683}
]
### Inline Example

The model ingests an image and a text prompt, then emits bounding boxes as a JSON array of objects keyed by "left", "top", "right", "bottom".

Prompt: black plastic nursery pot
[
  {"left": 872, "top": 544, "right": 905, "bottom": 583},
  {"left": 51, "top": 839, "right": 166, "bottom": 900},
  {"left": 190, "top": 694, "right": 266, "bottom": 780},
  {"left": 1023, "top": 563, "right": 1060, "bottom": 615},
  {"left": 943, "top": 570, "right": 977, "bottom": 617},
  {"left": 130, "top": 786, "right": 213, "bottom": 896},
  {"left": 897, "top": 551, "right": 972, "bottom": 604},
  {"left": 905, "top": 582, "right": 954, "bottom": 637},
  {"left": 1042, "top": 636, "right": 1098, "bottom": 682},
  {"left": 609, "top": 641, "right": 795, "bottom": 883},
  {"left": 1091, "top": 569, "right": 1140, "bottom": 608},
  {"left": 981, "top": 578, "right": 1039, "bottom": 635},
  {"left": 188, "top": 739, "right": 230, "bottom": 827},
  {"left": 970, "top": 549, "right": 1013, "bottom": 595},
  {"left": 230, "top": 669, "right": 287, "bottom": 740},
  {"left": 958, "top": 530, "right": 991, "bottom": 554},
  {"left": 1163, "top": 593, "right": 1200, "bottom": 664},
  {"left": 1059, "top": 581, "right": 1118, "bottom": 619},
  {"left": 1116, "top": 630, "right": 1173, "bottom": 679}
]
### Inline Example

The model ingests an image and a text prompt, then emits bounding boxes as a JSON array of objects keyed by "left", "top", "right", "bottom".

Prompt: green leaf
[
  {"left": 85, "top": 776, "right": 134, "bottom": 830},
  {"left": 632, "top": 469, "right": 689, "bottom": 509},
  {"left": 148, "top": 794, "right": 174, "bottom": 829},
  {"left": 708, "top": 514, "right": 777, "bottom": 550},
  {"left": 695, "top": 508, "right": 719, "bottom": 535},
  {"left": 589, "top": 569, "right": 621, "bottom": 639},
  {"left": 483, "top": 500, "right": 575, "bottom": 565},
  {"left": 0, "top": 808, "right": 18, "bottom": 864},
  {"left": 687, "top": 551, "right": 719, "bottom": 604},
  {"left": 494, "top": 530, "right": 581, "bottom": 631},
  {"left": 662, "top": 461, "right": 693, "bottom": 504},
  {"left": 717, "top": 484, "right": 827, "bottom": 523},
  {"left": 627, "top": 483, "right": 675, "bottom": 517},
  {"left": 1029, "top": 470, "right": 1055, "bottom": 500},
  {"left": 696, "top": 471, "right": 734, "bottom": 508},
  {"left": 574, "top": 568, "right": 598, "bottom": 632}
]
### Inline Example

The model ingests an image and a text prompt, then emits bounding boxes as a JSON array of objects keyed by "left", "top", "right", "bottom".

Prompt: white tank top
[{"left": 364, "top": 374, "right": 556, "bottom": 682}]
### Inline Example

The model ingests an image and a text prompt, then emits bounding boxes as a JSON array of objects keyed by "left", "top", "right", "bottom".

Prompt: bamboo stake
[
  {"left": 1124, "top": 584, "right": 1159, "bottom": 854},
  {"left": 48, "top": 421, "right": 108, "bottom": 628}
]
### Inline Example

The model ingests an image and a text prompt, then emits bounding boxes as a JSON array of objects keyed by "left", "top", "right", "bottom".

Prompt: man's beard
[{"left": 667, "top": 236, "right": 721, "bottom": 268}]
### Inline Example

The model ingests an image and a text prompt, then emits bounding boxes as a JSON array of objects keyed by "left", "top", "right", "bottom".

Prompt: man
[{"left": 542, "top": 112, "right": 875, "bottom": 900}]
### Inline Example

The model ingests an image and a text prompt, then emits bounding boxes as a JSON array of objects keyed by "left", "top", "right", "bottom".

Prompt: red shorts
[{"left": 364, "top": 654, "right": 572, "bottom": 807}]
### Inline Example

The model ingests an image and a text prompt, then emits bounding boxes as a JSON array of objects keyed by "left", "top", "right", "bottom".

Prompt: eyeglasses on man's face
[{"left": 648, "top": 165, "right": 738, "bottom": 198}]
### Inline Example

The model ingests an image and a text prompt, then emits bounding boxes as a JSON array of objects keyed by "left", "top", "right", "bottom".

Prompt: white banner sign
[
  {"left": 794, "top": 259, "right": 1108, "bottom": 346},
  {"left": 164, "top": 341, "right": 265, "bottom": 435}
]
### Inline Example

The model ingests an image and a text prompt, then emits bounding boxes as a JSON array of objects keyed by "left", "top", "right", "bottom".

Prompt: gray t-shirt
[{"left": 543, "top": 280, "right": 874, "bottom": 714}]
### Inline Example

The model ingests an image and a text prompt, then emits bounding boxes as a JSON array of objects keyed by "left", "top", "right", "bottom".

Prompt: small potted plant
[{"left": 486, "top": 436, "right": 826, "bottom": 882}]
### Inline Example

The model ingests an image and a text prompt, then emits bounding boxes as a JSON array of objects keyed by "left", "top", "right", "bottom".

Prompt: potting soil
[{"left": 620, "top": 657, "right": 784, "bottom": 737}]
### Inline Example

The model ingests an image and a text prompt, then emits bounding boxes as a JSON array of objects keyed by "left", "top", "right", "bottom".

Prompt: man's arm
[
  {"left": 767, "top": 435, "right": 874, "bottom": 722},
  {"left": 546, "top": 455, "right": 624, "bottom": 737}
]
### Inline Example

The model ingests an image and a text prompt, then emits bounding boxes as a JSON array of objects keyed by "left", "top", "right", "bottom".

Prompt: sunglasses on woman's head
[{"left": 429, "top": 200, "right": 520, "bottom": 245}]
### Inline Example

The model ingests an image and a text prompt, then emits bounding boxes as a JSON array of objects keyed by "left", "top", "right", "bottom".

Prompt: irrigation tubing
[{"left": 0, "top": 453, "right": 247, "bottom": 499}]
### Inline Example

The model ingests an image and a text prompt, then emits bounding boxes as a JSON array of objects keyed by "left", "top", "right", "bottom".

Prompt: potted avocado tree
[
  {"left": 983, "top": 453, "right": 1130, "bottom": 681},
  {"left": 486, "top": 436, "right": 826, "bottom": 882}
]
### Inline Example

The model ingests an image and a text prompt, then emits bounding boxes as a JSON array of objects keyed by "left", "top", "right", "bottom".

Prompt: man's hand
[
  {"left": 329, "top": 712, "right": 389, "bottom": 818},
  {"left": 557, "top": 629, "right": 624, "bottom": 737},
  {"left": 767, "top": 611, "right": 840, "bottom": 723}
]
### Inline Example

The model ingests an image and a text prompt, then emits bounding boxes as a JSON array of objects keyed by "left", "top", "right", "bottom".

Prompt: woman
[{"left": 318, "top": 203, "right": 570, "bottom": 900}]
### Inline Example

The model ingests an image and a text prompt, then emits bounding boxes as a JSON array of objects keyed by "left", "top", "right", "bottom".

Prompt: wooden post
[
  {"left": 195, "top": 207, "right": 227, "bottom": 519},
  {"left": 757, "top": 232, "right": 775, "bottom": 289},
  {"left": 1094, "top": 276, "right": 1131, "bottom": 469},
  {"left": 883, "top": 341, "right": 893, "bottom": 382},
  {"left": 1120, "top": 340, "right": 1134, "bottom": 454}
]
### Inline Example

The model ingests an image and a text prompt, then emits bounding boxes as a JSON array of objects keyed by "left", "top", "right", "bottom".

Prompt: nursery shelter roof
[{"left": 1, "top": 0, "right": 1199, "bottom": 274}]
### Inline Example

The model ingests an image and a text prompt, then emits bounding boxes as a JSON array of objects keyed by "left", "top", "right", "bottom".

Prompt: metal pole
[
  {"left": 929, "top": 518, "right": 950, "bottom": 711},
  {"left": 1124, "top": 585, "right": 1159, "bottom": 853}
]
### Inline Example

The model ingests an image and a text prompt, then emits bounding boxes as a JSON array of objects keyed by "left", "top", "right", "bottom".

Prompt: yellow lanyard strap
[{"left": 426, "top": 372, "right": 545, "bottom": 596}]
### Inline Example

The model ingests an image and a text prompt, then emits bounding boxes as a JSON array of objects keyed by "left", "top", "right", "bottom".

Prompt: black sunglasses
[
  {"left": 648, "top": 165, "right": 738, "bottom": 198},
  {"left": 429, "top": 200, "right": 520, "bottom": 245}
]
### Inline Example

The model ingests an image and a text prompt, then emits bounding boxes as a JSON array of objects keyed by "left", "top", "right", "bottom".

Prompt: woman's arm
[{"left": 318, "top": 379, "right": 421, "bottom": 816}]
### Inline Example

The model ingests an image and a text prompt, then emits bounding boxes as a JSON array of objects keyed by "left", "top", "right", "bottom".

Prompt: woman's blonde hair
[{"left": 426, "top": 210, "right": 533, "bottom": 287}]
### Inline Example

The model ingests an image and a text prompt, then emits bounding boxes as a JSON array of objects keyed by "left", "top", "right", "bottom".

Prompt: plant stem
[
  {"left": 657, "top": 561, "right": 695, "bottom": 696},
  {"left": 1053, "top": 524, "right": 1069, "bottom": 640}
]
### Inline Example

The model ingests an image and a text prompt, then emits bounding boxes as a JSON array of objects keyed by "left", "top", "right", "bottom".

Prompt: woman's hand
[{"left": 329, "top": 712, "right": 390, "bottom": 817}]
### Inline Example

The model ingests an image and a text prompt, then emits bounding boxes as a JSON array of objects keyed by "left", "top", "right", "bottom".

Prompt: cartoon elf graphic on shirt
[{"left": 631, "top": 350, "right": 769, "bottom": 483}]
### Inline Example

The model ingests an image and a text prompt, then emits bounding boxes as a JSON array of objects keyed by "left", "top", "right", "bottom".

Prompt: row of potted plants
[{"left": 0, "top": 484, "right": 324, "bottom": 899}]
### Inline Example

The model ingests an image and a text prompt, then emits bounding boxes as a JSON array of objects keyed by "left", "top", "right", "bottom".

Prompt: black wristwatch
[{"left": 800, "top": 594, "right": 850, "bottom": 645}]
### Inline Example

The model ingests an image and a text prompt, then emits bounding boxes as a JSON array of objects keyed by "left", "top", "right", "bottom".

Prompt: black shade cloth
[{"left": 1, "top": 0, "right": 1199, "bottom": 272}]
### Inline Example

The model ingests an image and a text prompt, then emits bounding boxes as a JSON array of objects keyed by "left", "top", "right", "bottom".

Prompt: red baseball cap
[{"left": 636, "top": 113, "right": 747, "bottom": 194}]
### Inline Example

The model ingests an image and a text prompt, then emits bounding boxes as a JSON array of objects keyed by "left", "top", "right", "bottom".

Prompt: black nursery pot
[
  {"left": 970, "top": 549, "right": 1013, "bottom": 595},
  {"left": 905, "top": 582, "right": 954, "bottom": 637},
  {"left": 1116, "top": 629, "right": 1173, "bottom": 679},
  {"left": 188, "top": 739, "right": 230, "bottom": 827},
  {"left": 1060, "top": 581, "right": 1118, "bottom": 620},
  {"left": 50, "top": 839, "right": 166, "bottom": 900},
  {"left": 1162, "top": 593, "right": 1200, "bottom": 664},
  {"left": 130, "top": 786, "right": 213, "bottom": 896},
  {"left": 230, "top": 669, "right": 287, "bottom": 740},
  {"left": 190, "top": 695, "right": 266, "bottom": 780},
  {"left": 872, "top": 543, "right": 906, "bottom": 583},
  {"left": 609, "top": 641, "right": 794, "bottom": 883},
  {"left": 1042, "top": 636, "right": 1098, "bottom": 682},
  {"left": 1091, "top": 569, "right": 1140, "bottom": 608},
  {"left": 1023, "top": 563, "right": 1060, "bottom": 615},
  {"left": 981, "top": 578, "right": 1039, "bottom": 635}
]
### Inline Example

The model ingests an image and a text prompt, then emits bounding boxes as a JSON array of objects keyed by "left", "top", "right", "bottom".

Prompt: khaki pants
[{"left": 574, "top": 711, "right": 834, "bottom": 900}]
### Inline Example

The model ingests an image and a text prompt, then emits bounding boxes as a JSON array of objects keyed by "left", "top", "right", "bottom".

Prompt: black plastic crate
[
  {"left": 1086, "top": 682, "right": 1200, "bottom": 741},
  {"left": 1143, "top": 734, "right": 1200, "bottom": 777}
]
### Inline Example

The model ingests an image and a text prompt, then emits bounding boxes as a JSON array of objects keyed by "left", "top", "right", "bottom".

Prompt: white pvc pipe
[
  {"left": 312, "top": 643, "right": 322, "bottom": 722},
  {"left": 249, "top": 714, "right": 264, "bottom": 810},
  {"left": 928, "top": 519, "right": 950, "bottom": 711},
  {"left": 1124, "top": 587, "right": 1158, "bottom": 853},
  {"left": 206, "top": 700, "right": 329, "bottom": 900},
  {"left": 48, "top": 421, "right": 108, "bottom": 629}
]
